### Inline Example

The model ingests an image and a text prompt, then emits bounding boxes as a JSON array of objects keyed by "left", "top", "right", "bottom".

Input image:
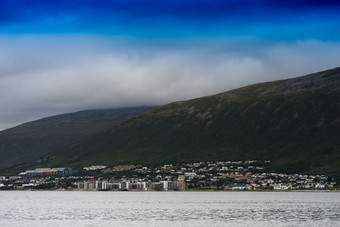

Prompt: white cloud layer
[{"left": 0, "top": 35, "right": 339, "bottom": 130}]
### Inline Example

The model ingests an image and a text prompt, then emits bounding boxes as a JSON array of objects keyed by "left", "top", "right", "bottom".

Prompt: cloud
[
  {"left": 0, "top": 35, "right": 339, "bottom": 130},
  {"left": 0, "top": 1, "right": 339, "bottom": 131}
]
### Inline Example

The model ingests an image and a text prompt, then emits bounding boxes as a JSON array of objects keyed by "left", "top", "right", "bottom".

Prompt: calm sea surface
[{"left": 0, "top": 191, "right": 339, "bottom": 226}]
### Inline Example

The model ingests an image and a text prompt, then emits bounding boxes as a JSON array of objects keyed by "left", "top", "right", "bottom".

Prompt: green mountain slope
[
  {"left": 23, "top": 68, "right": 340, "bottom": 177},
  {"left": 0, "top": 106, "right": 155, "bottom": 172}
]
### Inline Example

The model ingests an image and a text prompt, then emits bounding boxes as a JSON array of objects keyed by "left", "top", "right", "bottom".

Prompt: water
[{"left": 0, "top": 191, "right": 339, "bottom": 226}]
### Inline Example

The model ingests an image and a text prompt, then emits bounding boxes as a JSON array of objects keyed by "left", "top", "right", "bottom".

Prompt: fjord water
[{"left": 1, "top": 191, "right": 339, "bottom": 226}]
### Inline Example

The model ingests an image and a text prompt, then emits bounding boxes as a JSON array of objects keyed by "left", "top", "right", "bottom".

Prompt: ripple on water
[{"left": 0, "top": 191, "right": 339, "bottom": 226}]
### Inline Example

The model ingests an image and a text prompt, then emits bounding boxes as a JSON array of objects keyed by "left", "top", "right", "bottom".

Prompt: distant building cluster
[
  {"left": 77, "top": 179, "right": 185, "bottom": 191},
  {"left": 101, "top": 165, "right": 136, "bottom": 173},
  {"left": 83, "top": 165, "right": 107, "bottom": 171},
  {"left": 77, "top": 160, "right": 336, "bottom": 191},
  {"left": 0, "top": 160, "right": 337, "bottom": 190},
  {"left": 18, "top": 167, "right": 77, "bottom": 177}
]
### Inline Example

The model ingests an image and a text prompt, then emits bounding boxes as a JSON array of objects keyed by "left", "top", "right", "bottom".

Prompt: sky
[{"left": 1, "top": 0, "right": 340, "bottom": 130}]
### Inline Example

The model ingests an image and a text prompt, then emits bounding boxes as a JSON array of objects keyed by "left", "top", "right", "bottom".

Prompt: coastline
[{"left": 1, "top": 188, "right": 338, "bottom": 192}]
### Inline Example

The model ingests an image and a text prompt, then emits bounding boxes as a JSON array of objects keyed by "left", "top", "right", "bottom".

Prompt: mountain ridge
[
  {"left": 4, "top": 67, "right": 340, "bottom": 178},
  {"left": 0, "top": 106, "right": 156, "bottom": 173}
]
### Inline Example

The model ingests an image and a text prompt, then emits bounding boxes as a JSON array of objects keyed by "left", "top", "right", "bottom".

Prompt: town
[{"left": 0, "top": 160, "right": 337, "bottom": 191}]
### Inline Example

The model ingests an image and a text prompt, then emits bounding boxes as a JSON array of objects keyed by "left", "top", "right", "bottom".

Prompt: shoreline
[{"left": 1, "top": 189, "right": 338, "bottom": 192}]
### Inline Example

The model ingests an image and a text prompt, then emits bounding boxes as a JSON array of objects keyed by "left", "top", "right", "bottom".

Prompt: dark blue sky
[
  {"left": 1, "top": 0, "right": 340, "bottom": 39},
  {"left": 0, "top": 0, "right": 340, "bottom": 129}
]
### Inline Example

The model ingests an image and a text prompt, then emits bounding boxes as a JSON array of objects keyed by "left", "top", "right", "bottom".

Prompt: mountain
[
  {"left": 0, "top": 106, "right": 156, "bottom": 173},
  {"left": 10, "top": 67, "right": 340, "bottom": 177}
]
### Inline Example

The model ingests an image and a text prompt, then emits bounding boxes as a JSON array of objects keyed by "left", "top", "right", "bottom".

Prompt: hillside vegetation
[
  {"left": 0, "top": 106, "right": 155, "bottom": 173},
  {"left": 11, "top": 68, "right": 340, "bottom": 177}
]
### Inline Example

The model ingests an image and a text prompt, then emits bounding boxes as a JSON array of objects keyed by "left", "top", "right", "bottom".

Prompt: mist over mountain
[{"left": 26, "top": 67, "right": 340, "bottom": 177}]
